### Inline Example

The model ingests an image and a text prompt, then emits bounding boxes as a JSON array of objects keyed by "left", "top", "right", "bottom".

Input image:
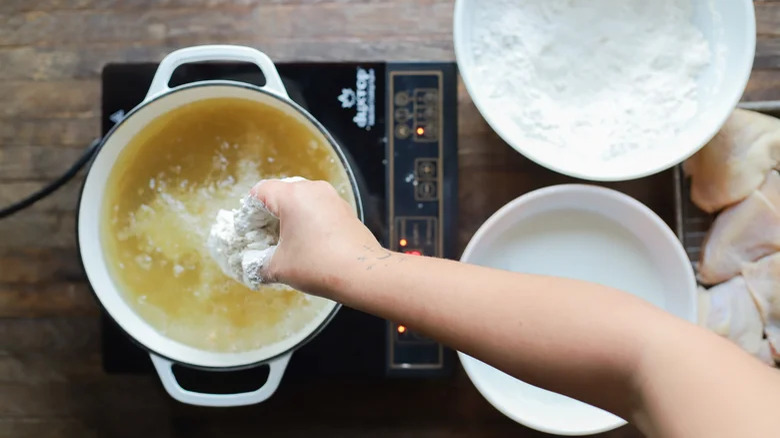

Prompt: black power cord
[{"left": 0, "top": 138, "right": 102, "bottom": 219}]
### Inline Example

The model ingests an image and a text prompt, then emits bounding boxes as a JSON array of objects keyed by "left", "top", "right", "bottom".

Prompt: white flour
[
  {"left": 207, "top": 177, "right": 304, "bottom": 290},
  {"left": 471, "top": 0, "right": 712, "bottom": 160}
]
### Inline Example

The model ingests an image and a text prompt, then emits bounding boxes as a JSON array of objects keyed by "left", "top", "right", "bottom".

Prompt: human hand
[{"left": 250, "top": 178, "right": 379, "bottom": 295}]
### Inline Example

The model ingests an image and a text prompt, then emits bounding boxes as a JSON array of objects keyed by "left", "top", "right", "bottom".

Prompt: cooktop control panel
[{"left": 386, "top": 63, "right": 457, "bottom": 377}]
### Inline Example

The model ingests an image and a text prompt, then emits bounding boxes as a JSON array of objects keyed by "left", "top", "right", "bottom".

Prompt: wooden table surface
[{"left": 0, "top": 1, "right": 778, "bottom": 437}]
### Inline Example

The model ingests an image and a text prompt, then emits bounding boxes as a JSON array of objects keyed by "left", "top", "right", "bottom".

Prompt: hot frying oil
[{"left": 101, "top": 97, "right": 353, "bottom": 352}]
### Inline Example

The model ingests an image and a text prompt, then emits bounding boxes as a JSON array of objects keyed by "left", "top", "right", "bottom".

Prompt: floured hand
[
  {"left": 249, "top": 177, "right": 379, "bottom": 296},
  {"left": 206, "top": 177, "right": 307, "bottom": 290}
]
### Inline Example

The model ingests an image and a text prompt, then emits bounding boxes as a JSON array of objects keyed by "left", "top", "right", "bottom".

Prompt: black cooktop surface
[{"left": 100, "top": 61, "right": 458, "bottom": 384}]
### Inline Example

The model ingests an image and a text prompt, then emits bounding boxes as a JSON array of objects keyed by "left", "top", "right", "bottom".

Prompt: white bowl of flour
[{"left": 454, "top": 0, "right": 755, "bottom": 181}]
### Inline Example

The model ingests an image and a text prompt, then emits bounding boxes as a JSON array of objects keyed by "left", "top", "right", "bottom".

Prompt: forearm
[
  {"left": 632, "top": 322, "right": 780, "bottom": 437},
  {"left": 322, "top": 246, "right": 670, "bottom": 418},
  {"left": 319, "top": 247, "right": 780, "bottom": 437}
]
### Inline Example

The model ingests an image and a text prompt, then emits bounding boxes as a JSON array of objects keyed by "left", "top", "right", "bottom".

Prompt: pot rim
[{"left": 77, "top": 79, "right": 364, "bottom": 370}]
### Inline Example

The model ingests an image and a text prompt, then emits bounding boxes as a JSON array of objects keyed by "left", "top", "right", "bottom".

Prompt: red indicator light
[
  {"left": 416, "top": 127, "right": 425, "bottom": 136},
  {"left": 405, "top": 250, "right": 422, "bottom": 256},
  {"left": 397, "top": 325, "right": 407, "bottom": 334}
]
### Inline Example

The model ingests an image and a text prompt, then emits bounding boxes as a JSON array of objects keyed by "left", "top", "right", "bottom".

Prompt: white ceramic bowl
[
  {"left": 458, "top": 185, "right": 697, "bottom": 435},
  {"left": 454, "top": 0, "right": 756, "bottom": 181}
]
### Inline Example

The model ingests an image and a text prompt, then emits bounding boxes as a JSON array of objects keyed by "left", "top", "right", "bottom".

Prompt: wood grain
[
  {"left": 0, "top": 118, "right": 98, "bottom": 147},
  {"left": 0, "top": 317, "right": 99, "bottom": 352},
  {"left": 0, "top": 248, "right": 85, "bottom": 283},
  {"left": 0, "top": 211, "right": 76, "bottom": 249},
  {"left": 0, "top": 0, "right": 777, "bottom": 437},
  {"left": 0, "top": 148, "right": 91, "bottom": 180},
  {"left": 0, "top": 352, "right": 103, "bottom": 384},
  {"left": 0, "top": 283, "right": 97, "bottom": 317}
]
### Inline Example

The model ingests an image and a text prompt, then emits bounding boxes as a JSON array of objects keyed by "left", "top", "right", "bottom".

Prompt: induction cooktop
[{"left": 99, "top": 60, "right": 458, "bottom": 384}]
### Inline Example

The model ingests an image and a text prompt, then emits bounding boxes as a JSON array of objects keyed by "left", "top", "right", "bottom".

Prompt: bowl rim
[
  {"left": 457, "top": 184, "right": 697, "bottom": 434},
  {"left": 453, "top": 0, "right": 757, "bottom": 182},
  {"left": 457, "top": 353, "right": 626, "bottom": 436}
]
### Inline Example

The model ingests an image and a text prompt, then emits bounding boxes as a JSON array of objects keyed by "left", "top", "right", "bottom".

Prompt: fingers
[
  {"left": 241, "top": 246, "right": 278, "bottom": 288},
  {"left": 249, "top": 177, "right": 308, "bottom": 217},
  {"left": 249, "top": 180, "right": 285, "bottom": 217}
]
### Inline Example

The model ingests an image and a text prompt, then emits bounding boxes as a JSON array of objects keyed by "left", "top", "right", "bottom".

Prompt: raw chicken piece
[
  {"left": 698, "top": 277, "right": 774, "bottom": 365},
  {"left": 684, "top": 108, "right": 780, "bottom": 213},
  {"left": 698, "top": 171, "right": 780, "bottom": 285},
  {"left": 743, "top": 252, "right": 780, "bottom": 362}
]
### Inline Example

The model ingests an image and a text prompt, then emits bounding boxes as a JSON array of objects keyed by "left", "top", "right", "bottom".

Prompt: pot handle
[
  {"left": 144, "top": 45, "right": 288, "bottom": 101},
  {"left": 149, "top": 352, "right": 291, "bottom": 407}
]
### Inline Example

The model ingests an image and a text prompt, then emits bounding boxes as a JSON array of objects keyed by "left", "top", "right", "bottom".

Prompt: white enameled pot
[{"left": 77, "top": 45, "right": 363, "bottom": 407}]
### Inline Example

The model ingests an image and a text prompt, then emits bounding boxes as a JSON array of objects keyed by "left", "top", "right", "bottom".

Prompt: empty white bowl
[
  {"left": 458, "top": 185, "right": 697, "bottom": 435},
  {"left": 454, "top": 0, "right": 756, "bottom": 181}
]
